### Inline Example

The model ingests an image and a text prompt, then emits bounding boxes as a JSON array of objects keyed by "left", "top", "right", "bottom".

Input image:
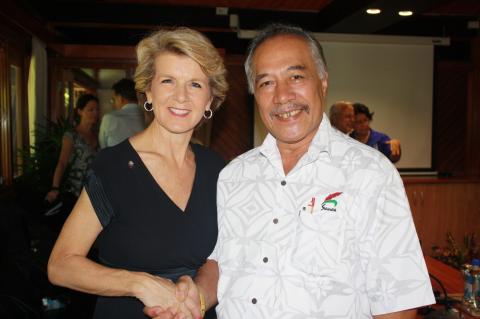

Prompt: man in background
[
  {"left": 329, "top": 100, "right": 354, "bottom": 134},
  {"left": 99, "top": 78, "right": 145, "bottom": 148}
]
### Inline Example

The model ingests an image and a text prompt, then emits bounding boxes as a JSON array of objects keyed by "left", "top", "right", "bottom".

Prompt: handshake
[{"left": 139, "top": 274, "right": 206, "bottom": 319}]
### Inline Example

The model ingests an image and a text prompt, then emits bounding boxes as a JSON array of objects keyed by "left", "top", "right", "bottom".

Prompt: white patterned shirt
[{"left": 210, "top": 115, "right": 434, "bottom": 319}]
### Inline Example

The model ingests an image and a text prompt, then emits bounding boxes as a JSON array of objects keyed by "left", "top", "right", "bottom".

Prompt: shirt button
[
  {"left": 273, "top": 218, "right": 278, "bottom": 224},
  {"left": 263, "top": 257, "right": 268, "bottom": 263},
  {"left": 252, "top": 298, "right": 257, "bottom": 304},
  {"left": 281, "top": 180, "right": 286, "bottom": 186}
]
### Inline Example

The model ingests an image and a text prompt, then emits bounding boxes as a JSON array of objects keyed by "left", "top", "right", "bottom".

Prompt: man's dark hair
[
  {"left": 244, "top": 23, "right": 327, "bottom": 93},
  {"left": 112, "top": 78, "right": 138, "bottom": 102},
  {"left": 353, "top": 102, "right": 374, "bottom": 121}
]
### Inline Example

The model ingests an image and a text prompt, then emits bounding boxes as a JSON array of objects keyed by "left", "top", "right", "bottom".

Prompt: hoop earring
[
  {"left": 143, "top": 101, "right": 153, "bottom": 112},
  {"left": 203, "top": 109, "right": 213, "bottom": 119}
]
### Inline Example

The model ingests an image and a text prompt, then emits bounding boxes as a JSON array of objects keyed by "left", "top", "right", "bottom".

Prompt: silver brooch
[{"left": 128, "top": 160, "right": 134, "bottom": 168}]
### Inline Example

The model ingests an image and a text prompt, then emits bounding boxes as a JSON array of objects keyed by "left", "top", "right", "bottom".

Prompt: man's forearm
[{"left": 194, "top": 259, "right": 219, "bottom": 309}]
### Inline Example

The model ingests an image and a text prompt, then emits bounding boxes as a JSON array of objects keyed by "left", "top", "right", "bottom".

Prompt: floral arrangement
[{"left": 431, "top": 233, "right": 479, "bottom": 269}]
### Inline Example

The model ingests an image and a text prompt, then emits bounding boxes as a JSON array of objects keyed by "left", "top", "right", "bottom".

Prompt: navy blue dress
[{"left": 85, "top": 140, "right": 224, "bottom": 318}]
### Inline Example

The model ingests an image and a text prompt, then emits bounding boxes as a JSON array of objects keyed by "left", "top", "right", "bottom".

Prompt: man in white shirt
[
  {"left": 146, "top": 23, "right": 434, "bottom": 319},
  {"left": 99, "top": 78, "right": 145, "bottom": 148}
]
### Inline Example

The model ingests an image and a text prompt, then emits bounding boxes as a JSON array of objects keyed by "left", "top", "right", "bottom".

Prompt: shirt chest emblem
[{"left": 320, "top": 192, "right": 343, "bottom": 212}]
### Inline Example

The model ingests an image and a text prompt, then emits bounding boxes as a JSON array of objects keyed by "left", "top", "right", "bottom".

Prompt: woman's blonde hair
[{"left": 135, "top": 27, "right": 228, "bottom": 112}]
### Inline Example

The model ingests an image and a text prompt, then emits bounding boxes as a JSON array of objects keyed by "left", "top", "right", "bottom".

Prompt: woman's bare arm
[{"left": 47, "top": 189, "right": 183, "bottom": 311}]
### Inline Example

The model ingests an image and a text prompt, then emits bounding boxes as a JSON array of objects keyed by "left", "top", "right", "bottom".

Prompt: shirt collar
[
  {"left": 258, "top": 113, "right": 333, "bottom": 163},
  {"left": 121, "top": 103, "right": 139, "bottom": 110}
]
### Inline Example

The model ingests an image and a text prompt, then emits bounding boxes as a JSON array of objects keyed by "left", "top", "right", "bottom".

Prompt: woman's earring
[
  {"left": 143, "top": 101, "right": 153, "bottom": 112},
  {"left": 203, "top": 109, "right": 213, "bottom": 119}
]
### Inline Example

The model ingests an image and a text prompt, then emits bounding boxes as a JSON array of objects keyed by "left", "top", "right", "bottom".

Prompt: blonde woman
[{"left": 48, "top": 27, "right": 228, "bottom": 319}]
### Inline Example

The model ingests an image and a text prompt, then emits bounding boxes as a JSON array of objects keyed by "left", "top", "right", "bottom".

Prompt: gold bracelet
[{"left": 199, "top": 291, "right": 206, "bottom": 318}]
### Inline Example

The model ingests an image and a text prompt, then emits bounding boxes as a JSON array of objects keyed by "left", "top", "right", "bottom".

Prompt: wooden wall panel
[
  {"left": 210, "top": 55, "right": 252, "bottom": 161},
  {"left": 466, "top": 38, "right": 480, "bottom": 177},
  {"left": 433, "top": 61, "right": 471, "bottom": 177},
  {"left": 405, "top": 181, "right": 480, "bottom": 255}
]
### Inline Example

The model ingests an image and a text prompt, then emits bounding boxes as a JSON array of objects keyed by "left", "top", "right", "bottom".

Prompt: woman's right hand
[{"left": 46, "top": 189, "right": 60, "bottom": 203}]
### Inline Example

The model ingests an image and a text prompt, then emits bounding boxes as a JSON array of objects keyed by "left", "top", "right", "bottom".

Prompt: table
[
  {"left": 425, "top": 255, "right": 464, "bottom": 295},
  {"left": 424, "top": 255, "right": 480, "bottom": 318}
]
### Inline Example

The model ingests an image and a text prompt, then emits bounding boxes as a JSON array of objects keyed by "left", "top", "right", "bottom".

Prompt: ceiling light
[
  {"left": 398, "top": 11, "right": 413, "bottom": 17},
  {"left": 366, "top": 8, "right": 381, "bottom": 15}
]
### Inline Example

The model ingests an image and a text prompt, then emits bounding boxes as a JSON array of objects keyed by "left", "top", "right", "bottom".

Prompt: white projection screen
[{"left": 253, "top": 33, "right": 448, "bottom": 170}]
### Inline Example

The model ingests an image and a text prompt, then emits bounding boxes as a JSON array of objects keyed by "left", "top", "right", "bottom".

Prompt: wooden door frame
[
  {"left": 0, "top": 41, "right": 11, "bottom": 186},
  {"left": 0, "top": 23, "right": 30, "bottom": 186}
]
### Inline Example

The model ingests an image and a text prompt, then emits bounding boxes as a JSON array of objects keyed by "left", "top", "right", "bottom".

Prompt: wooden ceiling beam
[
  {"left": 49, "top": 21, "right": 235, "bottom": 34},
  {"left": 100, "top": 0, "right": 332, "bottom": 12},
  {"left": 50, "top": 44, "right": 136, "bottom": 60},
  {"left": 0, "top": 0, "right": 59, "bottom": 44}
]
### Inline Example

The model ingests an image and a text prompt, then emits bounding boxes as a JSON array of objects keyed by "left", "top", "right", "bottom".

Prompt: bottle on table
[
  {"left": 472, "top": 259, "right": 480, "bottom": 311},
  {"left": 463, "top": 262, "right": 475, "bottom": 307}
]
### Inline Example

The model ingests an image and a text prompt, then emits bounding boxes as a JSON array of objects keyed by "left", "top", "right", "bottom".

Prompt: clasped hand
[{"left": 142, "top": 275, "right": 202, "bottom": 319}]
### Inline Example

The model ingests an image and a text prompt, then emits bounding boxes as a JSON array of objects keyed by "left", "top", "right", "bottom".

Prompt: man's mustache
[{"left": 269, "top": 103, "right": 310, "bottom": 117}]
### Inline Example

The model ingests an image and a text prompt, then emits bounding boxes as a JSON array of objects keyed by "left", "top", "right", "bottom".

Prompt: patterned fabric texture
[
  {"left": 211, "top": 115, "right": 434, "bottom": 319},
  {"left": 64, "top": 130, "right": 97, "bottom": 196}
]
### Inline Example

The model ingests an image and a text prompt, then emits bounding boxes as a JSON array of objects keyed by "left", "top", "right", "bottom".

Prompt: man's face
[
  {"left": 252, "top": 35, "right": 327, "bottom": 147},
  {"left": 337, "top": 105, "right": 354, "bottom": 134}
]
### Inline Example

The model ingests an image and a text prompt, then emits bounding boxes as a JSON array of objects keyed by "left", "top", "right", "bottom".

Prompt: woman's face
[
  {"left": 146, "top": 52, "right": 213, "bottom": 135},
  {"left": 78, "top": 100, "right": 99, "bottom": 124},
  {"left": 354, "top": 113, "right": 370, "bottom": 135}
]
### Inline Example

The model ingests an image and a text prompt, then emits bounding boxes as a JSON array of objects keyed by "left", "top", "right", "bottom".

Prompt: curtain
[{"left": 27, "top": 36, "right": 47, "bottom": 147}]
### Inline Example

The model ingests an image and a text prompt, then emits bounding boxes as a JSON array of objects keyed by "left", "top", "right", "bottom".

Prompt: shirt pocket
[{"left": 291, "top": 195, "right": 345, "bottom": 274}]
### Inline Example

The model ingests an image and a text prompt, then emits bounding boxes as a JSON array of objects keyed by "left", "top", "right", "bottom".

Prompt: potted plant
[
  {"left": 432, "top": 233, "right": 479, "bottom": 269},
  {"left": 13, "top": 117, "right": 73, "bottom": 214}
]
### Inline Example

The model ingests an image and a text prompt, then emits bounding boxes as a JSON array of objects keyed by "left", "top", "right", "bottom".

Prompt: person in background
[
  {"left": 350, "top": 102, "right": 402, "bottom": 163},
  {"left": 99, "top": 78, "right": 146, "bottom": 148},
  {"left": 146, "top": 23, "right": 434, "bottom": 319},
  {"left": 46, "top": 94, "right": 99, "bottom": 210},
  {"left": 47, "top": 27, "right": 227, "bottom": 319},
  {"left": 329, "top": 100, "right": 354, "bottom": 134}
]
